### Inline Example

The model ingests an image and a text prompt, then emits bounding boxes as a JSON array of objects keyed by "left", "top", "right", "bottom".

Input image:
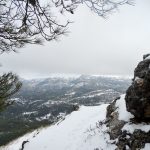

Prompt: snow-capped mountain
[{"left": 0, "top": 75, "right": 131, "bottom": 146}]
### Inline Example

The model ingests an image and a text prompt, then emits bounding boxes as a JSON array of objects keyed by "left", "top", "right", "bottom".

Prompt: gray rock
[
  {"left": 106, "top": 97, "right": 150, "bottom": 150},
  {"left": 116, "top": 129, "right": 150, "bottom": 150},
  {"left": 125, "top": 54, "right": 150, "bottom": 120},
  {"left": 106, "top": 97, "right": 125, "bottom": 139},
  {"left": 105, "top": 54, "right": 150, "bottom": 149}
]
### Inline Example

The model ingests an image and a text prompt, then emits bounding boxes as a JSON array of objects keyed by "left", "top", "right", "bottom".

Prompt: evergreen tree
[{"left": 0, "top": 72, "right": 22, "bottom": 111}]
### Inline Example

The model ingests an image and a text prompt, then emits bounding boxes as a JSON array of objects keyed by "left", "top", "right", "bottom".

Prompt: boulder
[
  {"left": 125, "top": 54, "right": 150, "bottom": 120},
  {"left": 105, "top": 54, "right": 150, "bottom": 149},
  {"left": 105, "top": 96, "right": 150, "bottom": 150}
]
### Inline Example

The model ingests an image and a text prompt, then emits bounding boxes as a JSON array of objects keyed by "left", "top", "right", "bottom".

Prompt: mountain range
[{"left": 0, "top": 75, "right": 131, "bottom": 146}]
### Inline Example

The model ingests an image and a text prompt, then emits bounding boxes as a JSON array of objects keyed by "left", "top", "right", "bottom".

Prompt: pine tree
[{"left": 0, "top": 73, "right": 22, "bottom": 111}]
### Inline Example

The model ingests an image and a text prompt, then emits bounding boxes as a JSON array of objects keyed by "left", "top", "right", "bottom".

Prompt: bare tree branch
[
  {"left": 53, "top": 0, "right": 134, "bottom": 17},
  {"left": 0, "top": 0, "right": 70, "bottom": 52},
  {"left": 0, "top": 0, "right": 134, "bottom": 53}
]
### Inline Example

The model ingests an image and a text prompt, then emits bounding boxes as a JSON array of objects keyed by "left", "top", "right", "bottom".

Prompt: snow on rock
[
  {"left": 2, "top": 104, "right": 116, "bottom": 150},
  {"left": 115, "top": 95, "right": 150, "bottom": 134},
  {"left": 106, "top": 94, "right": 150, "bottom": 149},
  {"left": 115, "top": 94, "right": 134, "bottom": 122},
  {"left": 122, "top": 123, "right": 150, "bottom": 134}
]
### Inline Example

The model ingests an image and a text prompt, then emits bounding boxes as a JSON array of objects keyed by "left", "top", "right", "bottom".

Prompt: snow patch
[
  {"left": 115, "top": 94, "right": 134, "bottom": 122},
  {"left": 23, "top": 111, "right": 38, "bottom": 115}
]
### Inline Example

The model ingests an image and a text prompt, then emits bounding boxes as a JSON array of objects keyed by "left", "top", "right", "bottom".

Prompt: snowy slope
[
  {"left": 2, "top": 104, "right": 117, "bottom": 150},
  {"left": 2, "top": 95, "right": 150, "bottom": 150}
]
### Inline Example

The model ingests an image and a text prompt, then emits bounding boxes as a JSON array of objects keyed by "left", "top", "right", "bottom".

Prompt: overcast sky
[{"left": 0, "top": 0, "right": 150, "bottom": 79}]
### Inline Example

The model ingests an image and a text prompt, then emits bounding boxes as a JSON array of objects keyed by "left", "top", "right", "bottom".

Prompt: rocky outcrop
[
  {"left": 105, "top": 55, "right": 150, "bottom": 149},
  {"left": 125, "top": 54, "right": 150, "bottom": 120},
  {"left": 106, "top": 97, "right": 125, "bottom": 139},
  {"left": 116, "top": 129, "right": 150, "bottom": 150},
  {"left": 106, "top": 96, "right": 150, "bottom": 150}
]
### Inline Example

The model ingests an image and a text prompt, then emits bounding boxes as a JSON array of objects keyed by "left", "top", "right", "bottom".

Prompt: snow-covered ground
[
  {"left": 2, "top": 104, "right": 117, "bottom": 150},
  {"left": 2, "top": 95, "right": 150, "bottom": 150}
]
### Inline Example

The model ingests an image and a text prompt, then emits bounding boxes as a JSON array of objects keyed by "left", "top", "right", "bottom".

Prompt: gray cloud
[{"left": 0, "top": 0, "right": 150, "bottom": 79}]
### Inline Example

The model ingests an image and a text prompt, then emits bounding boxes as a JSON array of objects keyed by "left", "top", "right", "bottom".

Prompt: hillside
[
  {"left": 0, "top": 75, "right": 130, "bottom": 146},
  {"left": 2, "top": 55, "right": 150, "bottom": 150},
  {"left": 2, "top": 95, "right": 150, "bottom": 150},
  {"left": 1, "top": 104, "right": 114, "bottom": 150}
]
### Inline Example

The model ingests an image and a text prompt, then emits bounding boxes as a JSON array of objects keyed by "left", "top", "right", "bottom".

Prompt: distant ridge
[{"left": 22, "top": 74, "right": 132, "bottom": 80}]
